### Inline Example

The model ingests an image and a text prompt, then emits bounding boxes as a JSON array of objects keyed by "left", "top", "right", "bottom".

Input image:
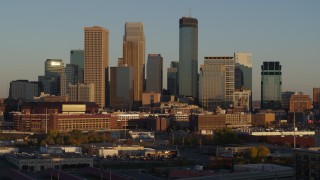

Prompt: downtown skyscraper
[
  {"left": 199, "top": 56, "right": 235, "bottom": 109},
  {"left": 123, "top": 22, "right": 145, "bottom": 109},
  {"left": 146, "top": 54, "right": 163, "bottom": 93},
  {"left": 261, "top": 61, "right": 282, "bottom": 109},
  {"left": 179, "top": 17, "right": 198, "bottom": 98},
  {"left": 84, "top": 26, "right": 109, "bottom": 108}
]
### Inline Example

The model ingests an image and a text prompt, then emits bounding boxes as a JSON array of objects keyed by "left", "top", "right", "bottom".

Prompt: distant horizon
[{"left": 1, "top": 0, "right": 319, "bottom": 101}]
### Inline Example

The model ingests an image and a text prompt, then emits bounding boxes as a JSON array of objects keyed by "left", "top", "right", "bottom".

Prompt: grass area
[{"left": 101, "top": 160, "right": 196, "bottom": 169}]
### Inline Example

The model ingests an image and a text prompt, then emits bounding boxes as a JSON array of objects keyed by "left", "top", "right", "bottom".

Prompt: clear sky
[{"left": 0, "top": 0, "right": 319, "bottom": 100}]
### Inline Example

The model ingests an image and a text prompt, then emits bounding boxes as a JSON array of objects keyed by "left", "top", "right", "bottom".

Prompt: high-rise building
[
  {"left": 281, "top": 91, "right": 295, "bottom": 111},
  {"left": 234, "top": 52, "right": 252, "bottom": 111},
  {"left": 233, "top": 90, "right": 251, "bottom": 112},
  {"left": 146, "top": 54, "right": 163, "bottom": 93},
  {"left": 313, "top": 88, "right": 320, "bottom": 120},
  {"left": 261, "top": 61, "right": 282, "bottom": 109},
  {"left": 39, "top": 59, "right": 64, "bottom": 96},
  {"left": 289, "top": 93, "right": 312, "bottom": 113},
  {"left": 70, "top": 50, "right": 84, "bottom": 83},
  {"left": 109, "top": 66, "right": 134, "bottom": 111},
  {"left": 123, "top": 22, "right": 145, "bottom": 109},
  {"left": 234, "top": 52, "right": 252, "bottom": 90},
  {"left": 84, "top": 26, "right": 109, "bottom": 108},
  {"left": 167, "top": 61, "right": 179, "bottom": 96},
  {"left": 179, "top": 17, "right": 198, "bottom": 98},
  {"left": 69, "top": 83, "right": 95, "bottom": 102},
  {"left": 199, "top": 57, "right": 234, "bottom": 109},
  {"left": 9, "top": 80, "right": 38, "bottom": 101},
  {"left": 60, "top": 64, "right": 80, "bottom": 96}
]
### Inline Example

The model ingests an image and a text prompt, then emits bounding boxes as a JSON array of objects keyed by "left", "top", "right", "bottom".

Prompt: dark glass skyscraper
[
  {"left": 261, "top": 61, "right": 282, "bottom": 109},
  {"left": 179, "top": 17, "right": 198, "bottom": 98},
  {"left": 146, "top": 54, "right": 163, "bottom": 93}
]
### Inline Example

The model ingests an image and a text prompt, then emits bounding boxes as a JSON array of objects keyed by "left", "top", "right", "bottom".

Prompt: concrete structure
[
  {"left": 5, "top": 153, "right": 93, "bottom": 172},
  {"left": 252, "top": 113, "right": 275, "bottom": 127},
  {"left": 9, "top": 80, "right": 38, "bottom": 101},
  {"left": 261, "top": 61, "right": 282, "bottom": 109},
  {"left": 146, "top": 54, "right": 163, "bottom": 93},
  {"left": 233, "top": 90, "right": 251, "bottom": 112},
  {"left": 123, "top": 22, "right": 145, "bottom": 109},
  {"left": 199, "top": 57, "right": 234, "bottom": 109},
  {"left": 289, "top": 93, "right": 312, "bottom": 113},
  {"left": 179, "top": 17, "right": 198, "bottom": 98},
  {"left": 68, "top": 83, "right": 95, "bottom": 102},
  {"left": 142, "top": 92, "right": 161, "bottom": 109},
  {"left": 109, "top": 66, "right": 134, "bottom": 111},
  {"left": 294, "top": 148, "right": 320, "bottom": 179},
  {"left": 84, "top": 26, "right": 109, "bottom": 108}
]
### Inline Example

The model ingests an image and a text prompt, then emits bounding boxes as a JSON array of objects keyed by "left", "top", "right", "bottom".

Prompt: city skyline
[{"left": 0, "top": 1, "right": 320, "bottom": 100}]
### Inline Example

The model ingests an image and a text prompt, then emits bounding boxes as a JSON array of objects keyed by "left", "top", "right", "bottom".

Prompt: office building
[
  {"left": 167, "top": 61, "right": 179, "bottom": 96},
  {"left": 233, "top": 89, "right": 251, "bottom": 112},
  {"left": 289, "top": 93, "right": 312, "bottom": 113},
  {"left": 234, "top": 52, "right": 252, "bottom": 90},
  {"left": 313, "top": 88, "right": 320, "bottom": 120},
  {"left": 109, "top": 66, "right": 134, "bottom": 111},
  {"left": 294, "top": 148, "right": 320, "bottom": 179},
  {"left": 70, "top": 50, "right": 84, "bottom": 83},
  {"left": 199, "top": 57, "right": 234, "bottom": 110},
  {"left": 9, "top": 80, "right": 38, "bottom": 101},
  {"left": 37, "top": 59, "right": 64, "bottom": 96},
  {"left": 179, "top": 17, "right": 198, "bottom": 98},
  {"left": 261, "top": 61, "right": 282, "bottom": 109},
  {"left": 146, "top": 54, "right": 163, "bottom": 93},
  {"left": 281, "top": 91, "right": 295, "bottom": 111},
  {"left": 69, "top": 83, "right": 95, "bottom": 102},
  {"left": 123, "top": 22, "right": 145, "bottom": 109},
  {"left": 84, "top": 26, "right": 109, "bottom": 108}
]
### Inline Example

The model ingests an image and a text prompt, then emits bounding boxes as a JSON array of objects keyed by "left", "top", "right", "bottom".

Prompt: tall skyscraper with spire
[
  {"left": 179, "top": 17, "right": 198, "bottom": 98},
  {"left": 123, "top": 22, "right": 145, "bottom": 109},
  {"left": 84, "top": 26, "right": 109, "bottom": 108}
]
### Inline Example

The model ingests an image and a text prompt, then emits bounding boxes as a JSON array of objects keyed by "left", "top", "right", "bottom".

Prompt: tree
[
  {"left": 212, "top": 128, "right": 239, "bottom": 145},
  {"left": 248, "top": 147, "right": 258, "bottom": 159},
  {"left": 256, "top": 146, "right": 270, "bottom": 157}
]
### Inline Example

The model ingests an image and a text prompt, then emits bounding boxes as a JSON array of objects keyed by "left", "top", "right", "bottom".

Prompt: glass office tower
[
  {"left": 179, "top": 17, "right": 198, "bottom": 98},
  {"left": 261, "top": 61, "right": 282, "bottom": 109}
]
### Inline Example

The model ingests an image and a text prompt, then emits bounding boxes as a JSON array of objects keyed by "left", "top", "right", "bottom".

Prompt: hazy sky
[{"left": 0, "top": 0, "right": 319, "bottom": 100}]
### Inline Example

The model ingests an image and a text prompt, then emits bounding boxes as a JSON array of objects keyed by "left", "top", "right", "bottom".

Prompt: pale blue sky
[{"left": 0, "top": 0, "right": 319, "bottom": 100}]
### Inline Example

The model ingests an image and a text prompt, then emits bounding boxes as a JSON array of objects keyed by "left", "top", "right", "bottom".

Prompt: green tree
[{"left": 212, "top": 128, "right": 238, "bottom": 145}]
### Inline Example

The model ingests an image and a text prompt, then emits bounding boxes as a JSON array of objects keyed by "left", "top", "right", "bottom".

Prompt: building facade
[
  {"left": 199, "top": 57, "right": 234, "bottom": 110},
  {"left": 9, "top": 80, "right": 38, "bottom": 101},
  {"left": 179, "top": 17, "right": 198, "bottom": 98},
  {"left": 84, "top": 26, "right": 109, "bottom": 108},
  {"left": 146, "top": 54, "right": 163, "bottom": 93},
  {"left": 109, "top": 66, "right": 134, "bottom": 111},
  {"left": 70, "top": 50, "right": 84, "bottom": 83},
  {"left": 68, "top": 83, "right": 95, "bottom": 102},
  {"left": 261, "top": 61, "right": 282, "bottom": 109},
  {"left": 123, "top": 22, "right": 145, "bottom": 110},
  {"left": 289, "top": 93, "right": 312, "bottom": 113},
  {"left": 167, "top": 61, "right": 179, "bottom": 96},
  {"left": 39, "top": 59, "right": 64, "bottom": 96}
]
